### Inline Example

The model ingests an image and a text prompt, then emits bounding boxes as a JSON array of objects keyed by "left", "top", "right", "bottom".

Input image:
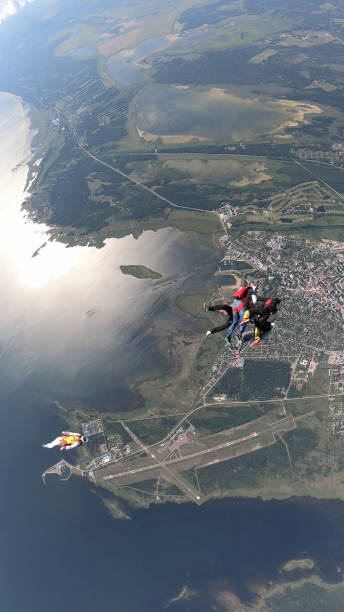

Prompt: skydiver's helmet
[{"left": 82, "top": 435, "right": 88, "bottom": 444}]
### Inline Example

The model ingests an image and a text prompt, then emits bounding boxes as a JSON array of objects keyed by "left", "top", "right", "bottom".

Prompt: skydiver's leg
[
  {"left": 42, "top": 437, "right": 62, "bottom": 448},
  {"left": 251, "top": 324, "right": 262, "bottom": 348},
  {"left": 227, "top": 299, "right": 245, "bottom": 337},
  {"left": 260, "top": 319, "right": 273, "bottom": 340},
  {"left": 226, "top": 310, "right": 239, "bottom": 338},
  {"left": 210, "top": 320, "right": 232, "bottom": 335},
  {"left": 238, "top": 308, "right": 248, "bottom": 336},
  {"left": 252, "top": 316, "right": 271, "bottom": 347}
]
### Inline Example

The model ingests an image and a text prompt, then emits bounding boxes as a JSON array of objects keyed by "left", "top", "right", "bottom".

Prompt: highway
[
  {"left": 26, "top": 88, "right": 226, "bottom": 235},
  {"left": 64, "top": 112, "right": 227, "bottom": 235}
]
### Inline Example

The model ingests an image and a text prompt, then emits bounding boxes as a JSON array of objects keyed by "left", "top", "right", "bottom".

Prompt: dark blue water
[
  {"left": 0, "top": 91, "right": 344, "bottom": 612},
  {"left": 2, "top": 386, "right": 344, "bottom": 611}
]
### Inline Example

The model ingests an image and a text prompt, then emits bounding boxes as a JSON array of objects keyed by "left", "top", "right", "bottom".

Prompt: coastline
[{"left": 7, "top": 94, "right": 344, "bottom": 538}]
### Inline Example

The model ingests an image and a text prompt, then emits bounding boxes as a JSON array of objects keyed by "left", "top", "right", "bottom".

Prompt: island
[
  {"left": 120, "top": 265, "right": 162, "bottom": 280},
  {"left": 4, "top": 0, "right": 344, "bottom": 605},
  {"left": 34, "top": 0, "right": 344, "bottom": 519}
]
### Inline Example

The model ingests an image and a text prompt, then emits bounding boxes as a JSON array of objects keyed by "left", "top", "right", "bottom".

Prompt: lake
[{"left": 106, "top": 36, "right": 169, "bottom": 86}]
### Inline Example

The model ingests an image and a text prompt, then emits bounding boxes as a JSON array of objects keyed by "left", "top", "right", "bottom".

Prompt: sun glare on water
[
  {"left": 0, "top": 101, "right": 93, "bottom": 290},
  {"left": 0, "top": 167, "right": 91, "bottom": 290},
  {"left": 17, "top": 232, "right": 90, "bottom": 289}
]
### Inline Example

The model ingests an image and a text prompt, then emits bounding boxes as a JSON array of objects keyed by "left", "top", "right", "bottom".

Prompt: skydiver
[
  {"left": 203, "top": 302, "right": 233, "bottom": 338},
  {"left": 42, "top": 431, "right": 88, "bottom": 451}
]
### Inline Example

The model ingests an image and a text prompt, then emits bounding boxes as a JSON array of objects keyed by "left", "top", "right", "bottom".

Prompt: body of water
[
  {"left": 106, "top": 27, "right": 212, "bottom": 87},
  {"left": 0, "top": 92, "right": 209, "bottom": 410},
  {"left": 2, "top": 391, "right": 344, "bottom": 611},
  {"left": 106, "top": 35, "right": 169, "bottom": 86},
  {"left": 1, "top": 92, "right": 344, "bottom": 612}
]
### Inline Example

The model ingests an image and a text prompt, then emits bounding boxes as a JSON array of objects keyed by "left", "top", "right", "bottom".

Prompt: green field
[{"left": 9, "top": 0, "right": 344, "bottom": 529}]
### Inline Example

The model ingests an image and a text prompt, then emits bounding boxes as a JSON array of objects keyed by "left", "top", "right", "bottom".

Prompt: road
[
  {"left": 295, "top": 160, "right": 344, "bottom": 203},
  {"left": 103, "top": 431, "right": 259, "bottom": 481},
  {"left": 126, "top": 390, "right": 342, "bottom": 459},
  {"left": 27, "top": 88, "right": 226, "bottom": 234},
  {"left": 120, "top": 421, "right": 202, "bottom": 503},
  {"left": 66, "top": 114, "right": 227, "bottom": 235},
  {"left": 25, "top": 88, "right": 344, "bottom": 242},
  {"left": 42, "top": 459, "right": 85, "bottom": 484},
  {"left": 102, "top": 414, "right": 295, "bottom": 486},
  {"left": 203, "top": 392, "right": 344, "bottom": 407}
]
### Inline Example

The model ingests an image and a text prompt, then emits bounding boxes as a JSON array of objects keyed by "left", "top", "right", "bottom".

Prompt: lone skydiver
[
  {"left": 242, "top": 297, "right": 281, "bottom": 348},
  {"left": 42, "top": 432, "right": 88, "bottom": 451},
  {"left": 204, "top": 302, "right": 233, "bottom": 337}
]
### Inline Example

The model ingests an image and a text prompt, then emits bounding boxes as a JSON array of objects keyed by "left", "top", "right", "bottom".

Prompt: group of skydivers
[
  {"left": 43, "top": 283, "right": 280, "bottom": 451},
  {"left": 204, "top": 284, "right": 281, "bottom": 356}
]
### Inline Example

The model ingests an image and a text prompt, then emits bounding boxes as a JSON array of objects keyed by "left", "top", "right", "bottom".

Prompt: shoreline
[{"left": 8, "top": 96, "right": 343, "bottom": 532}]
